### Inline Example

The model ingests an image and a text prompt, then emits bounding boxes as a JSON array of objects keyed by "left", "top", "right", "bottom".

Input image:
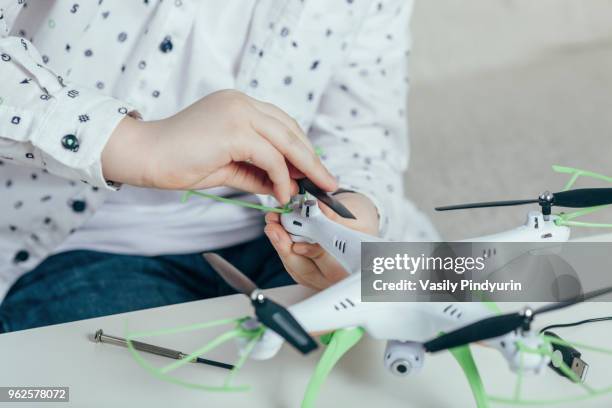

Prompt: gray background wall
[{"left": 406, "top": 0, "right": 612, "bottom": 240}]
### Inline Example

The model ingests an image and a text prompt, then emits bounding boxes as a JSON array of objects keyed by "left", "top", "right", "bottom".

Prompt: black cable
[
  {"left": 539, "top": 316, "right": 612, "bottom": 333},
  {"left": 537, "top": 316, "right": 612, "bottom": 382},
  {"left": 543, "top": 331, "right": 589, "bottom": 382}
]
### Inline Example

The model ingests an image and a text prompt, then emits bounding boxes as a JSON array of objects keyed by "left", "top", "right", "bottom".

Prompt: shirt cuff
[{"left": 29, "top": 86, "right": 137, "bottom": 190}]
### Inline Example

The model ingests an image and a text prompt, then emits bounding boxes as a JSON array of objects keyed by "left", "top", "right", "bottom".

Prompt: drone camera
[
  {"left": 384, "top": 340, "right": 425, "bottom": 377},
  {"left": 390, "top": 360, "right": 411, "bottom": 376}
]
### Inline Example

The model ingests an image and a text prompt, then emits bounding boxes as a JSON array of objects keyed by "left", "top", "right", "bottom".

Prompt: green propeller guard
[
  {"left": 124, "top": 316, "right": 264, "bottom": 392},
  {"left": 122, "top": 164, "right": 612, "bottom": 405},
  {"left": 552, "top": 165, "right": 612, "bottom": 228},
  {"left": 451, "top": 345, "right": 489, "bottom": 408},
  {"left": 302, "top": 327, "right": 365, "bottom": 407},
  {"left": 182, "top": 190, "right": 291, "bottom": 213}
]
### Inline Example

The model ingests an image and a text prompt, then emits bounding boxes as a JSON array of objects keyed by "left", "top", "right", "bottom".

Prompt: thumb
[{"left": 292, "top": 242, "right": 349, "bottom": 283}]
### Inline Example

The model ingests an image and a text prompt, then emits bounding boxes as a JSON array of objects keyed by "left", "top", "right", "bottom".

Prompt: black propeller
[
  {"left": 297, "top": 178, "right": 356, "bottom": 219},
  {"left": 203, "top": 253, "right": 318, "bottom": 355},
  {"left": 423, "top": 285, "right": 612, "bottom": 353},
  {"left": 436, "top": 188, "right": 612, "bottom": 215}
]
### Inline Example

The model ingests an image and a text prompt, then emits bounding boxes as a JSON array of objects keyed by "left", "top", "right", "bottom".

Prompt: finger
[
  {"left": 265, "top": 223, "right": 330, "bottom": 290},
  {"left": 239, "top": 162, "right": 300, "bottom": 198},
  {"left": 292, "top": 243, "right": 349, "bottom": 283},
  {"left": 251, "top": 114, "right": 337, "bottom": 192},
  {"left": 248, "top": 100, "right": 309, "bottom": 180},
  {"left": 195, "top": 162, "right": 276, "bottom": 195},
  {"left": 288, "top": 162, "right": 306, "bottom": 180},
  {"left": 235, "top": 133, "right": 293, "bottom": 203},
  {"left": 266, "top": 225, "right": 327, "bottom": 290},
  {"left": 289, "top": 178, "right": 299, "bottom": 196},
  {"left": 265, "top": 211, "right": 280, "bottom": 225},
  {"left": 248, "top": 99, "right": 315, "bottom": 153}
]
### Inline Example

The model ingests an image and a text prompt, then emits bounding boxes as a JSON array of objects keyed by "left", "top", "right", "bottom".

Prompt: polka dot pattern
[{"left": 0, "top": 0, "right": 424, "bottom": 300}]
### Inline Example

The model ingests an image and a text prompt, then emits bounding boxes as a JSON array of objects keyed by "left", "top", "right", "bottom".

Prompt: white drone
[{"left": 148, "top": 165, "right": 612, "bottom": 407}]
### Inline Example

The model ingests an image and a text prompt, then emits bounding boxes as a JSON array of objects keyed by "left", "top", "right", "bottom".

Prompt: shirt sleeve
[
  {"left": 0, "top": 0, "right": 137, "bottom": 189},
  {"left": 308, "top": 0, "right": 413, "bottom": 237}
]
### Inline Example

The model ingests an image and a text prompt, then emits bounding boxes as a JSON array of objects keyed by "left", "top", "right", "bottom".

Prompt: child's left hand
[{"left": 264, "top": 192, "right": 379, "bottom": 290}]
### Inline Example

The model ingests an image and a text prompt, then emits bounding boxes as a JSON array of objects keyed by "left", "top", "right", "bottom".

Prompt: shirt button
[
  {"left": 13, "top": 250, "right": 29, "bottom": 263},
  {"left": 71, "top": 200, "right": 87, "bottom": 213},
  {"left": 159, "top": 36, "right": 173, "bottom": 53},
  {"left": 61, "top": 134, "right": 80, "bottom": 152}
]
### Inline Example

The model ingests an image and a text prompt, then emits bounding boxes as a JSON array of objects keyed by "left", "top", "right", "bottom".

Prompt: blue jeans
[{"left": 0, "top": 235, "right": 292, "bottom": 333}]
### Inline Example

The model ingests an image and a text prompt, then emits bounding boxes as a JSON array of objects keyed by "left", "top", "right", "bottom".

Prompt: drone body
[
  {"left": 228, "top": 180, "right": 612, "bottom": 384},
  {"left": 468, "top": 211, "right": 570, "bottom": 243},
  {"left": 241, "top": 191, "right": 560, "bottom": 376},
  {"left": 467, "top": 210, "right": 568, "bottom": 261},
  {"left": 281, "top": 191, "right": 571, "bottom": 277},
  {"left": 285, "top": 272, "right": 547, "bottom": 375},
  {"left": 280, "top": 193, "right": 384, "bottom": 274},
  {"left": 172, "top": 167, "right": 612, "bottom": 407}
]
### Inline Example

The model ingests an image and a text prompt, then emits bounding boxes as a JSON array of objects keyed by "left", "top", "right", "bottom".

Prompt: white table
[{"left": 2, "top": 236, "right": 612, "bottom": 407}]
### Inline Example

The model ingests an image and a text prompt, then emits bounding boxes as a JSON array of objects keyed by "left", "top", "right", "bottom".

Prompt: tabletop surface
[{"left": 2, "top": 234, "right": 612, "bottom": 407}]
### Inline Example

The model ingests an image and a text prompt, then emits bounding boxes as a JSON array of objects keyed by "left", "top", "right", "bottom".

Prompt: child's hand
[
  {"left": 101, "top": 90, "right": 337, "bottom": 203},
  {"left": 264, "top": 192, "right": 379, "bottom": 290}
]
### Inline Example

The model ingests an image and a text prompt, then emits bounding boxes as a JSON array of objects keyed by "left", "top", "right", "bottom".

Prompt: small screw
[{"left": 251, "top": 290, "right": 265, "bottom": 304}]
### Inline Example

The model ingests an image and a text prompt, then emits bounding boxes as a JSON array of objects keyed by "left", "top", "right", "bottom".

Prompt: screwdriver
[{"left": 93, "top": 329, "right": 234, "bottom": 370}]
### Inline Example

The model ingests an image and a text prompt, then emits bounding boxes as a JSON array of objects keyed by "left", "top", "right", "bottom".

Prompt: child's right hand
[{"left": 101, "top": 90, "right": 337, "bottom": 203}]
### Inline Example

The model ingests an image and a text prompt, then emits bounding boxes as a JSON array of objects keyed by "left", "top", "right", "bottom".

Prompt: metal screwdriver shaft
[{"left": 93, "top": 329, "right": 234, "bottom": 370}]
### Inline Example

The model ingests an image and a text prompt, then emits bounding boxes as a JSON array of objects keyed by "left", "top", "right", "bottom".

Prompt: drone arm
[
  {"left": 281, "top": 208, "right": 382, "bottom": 274},
  {"left": 429, "top": 302, "right": 550, "bottom": 374},
  {"left": 465, "top": 213, "right": 570, "bottom": 243}
]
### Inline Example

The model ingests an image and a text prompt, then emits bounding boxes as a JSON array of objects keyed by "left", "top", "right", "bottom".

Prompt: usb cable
[{"left": 542, "top": 331, "right": 588, "bottom": 382}]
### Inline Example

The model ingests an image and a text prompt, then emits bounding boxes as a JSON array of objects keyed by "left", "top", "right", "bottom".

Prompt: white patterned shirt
[{"left": 0, "top": 0, "right": 420, "bottom": 300}]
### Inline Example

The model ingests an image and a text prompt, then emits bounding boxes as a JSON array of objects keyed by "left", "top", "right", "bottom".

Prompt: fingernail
[{"left": 330, "top": 174, "right": 339, "bottom": 189}]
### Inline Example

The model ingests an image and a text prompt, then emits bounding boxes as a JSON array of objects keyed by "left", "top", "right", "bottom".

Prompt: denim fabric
[{"left": 0, "top": 235, "right": 292, "bottom": 333}]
